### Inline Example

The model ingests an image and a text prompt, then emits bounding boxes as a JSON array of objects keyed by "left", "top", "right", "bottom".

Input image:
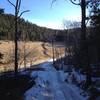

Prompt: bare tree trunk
[
  {"left": 14, "top": 0, "right": 19, "bottom": 75},
  {"left": 64, "top": 30, "right": 68, "bottom": 65},
  {"left": 23, "top": 42, "right": 26, "bottom": 68},
  {"left": 7, "top": 0, "right": 29, "bottom": 75},
  {"left": 81, "top": 0, "right": 91, "bottom": 86},
  {"left": 52, "top": 39, "right": 55, "bottom": 66}
]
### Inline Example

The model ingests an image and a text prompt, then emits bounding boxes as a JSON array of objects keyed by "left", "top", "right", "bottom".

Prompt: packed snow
[{"left": 24, "top": 59, "right": 86, "bottom": 100}]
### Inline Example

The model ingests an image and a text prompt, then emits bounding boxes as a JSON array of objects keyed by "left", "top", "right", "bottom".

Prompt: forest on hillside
[{"left": 0, "top": 13, "right": 67, "bottom": 41}]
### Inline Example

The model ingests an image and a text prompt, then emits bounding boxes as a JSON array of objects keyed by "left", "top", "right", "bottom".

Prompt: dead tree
[
  {"left": 52, "top": 0, "right": 92, "bottom": 86},
  {"left": 51, "top": 35, "right": 55, "bottom": 65},
  {"left": 69, "top": 0, "right": 92, "bottom": 86},
  {"left": 7, "top": 0, "right": 29, "bottom": 75}
]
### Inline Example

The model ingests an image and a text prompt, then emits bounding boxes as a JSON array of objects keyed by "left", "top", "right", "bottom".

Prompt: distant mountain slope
[{"left": 0, "top": 13, "right": 65, "bottom": 41}]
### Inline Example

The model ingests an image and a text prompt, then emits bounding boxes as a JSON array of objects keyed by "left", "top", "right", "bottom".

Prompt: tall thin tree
[
  {"left": 52, "top": 0, "right": 92, "bottom": 86},
  {"left": 7, "top": 0, "right": 29, "bottom": 75},
  {"left": 67, "top": 0, "right": 92, "bottom": 86}
]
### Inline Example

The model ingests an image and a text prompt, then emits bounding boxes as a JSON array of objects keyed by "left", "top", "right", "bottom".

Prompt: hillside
[{"left": 0, "top": 13, "right": 65, "bottom": 41}]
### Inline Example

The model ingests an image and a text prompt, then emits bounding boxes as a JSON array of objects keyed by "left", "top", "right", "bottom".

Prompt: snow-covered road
[{"left": 24, "top": 60, "right": 86, "bottom": 100}]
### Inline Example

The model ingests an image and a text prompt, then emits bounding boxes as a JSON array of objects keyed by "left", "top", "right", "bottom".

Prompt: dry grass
[{"left": 0, "top": 40, "right": 65, "bottom": 72}]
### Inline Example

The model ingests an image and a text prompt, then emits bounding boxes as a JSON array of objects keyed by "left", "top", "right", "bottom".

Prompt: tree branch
[
  {"left": 18, "top": 10, "right": 30, "bottom": 18},
  {"left": 51, "top": 0, "right": 57, "bottom": 8},
  {"left": 17, "top": 0, "right": 21, "bottom": 14},
  {"left": 15, "top": 0, "right": 19, "bottom": 15},
  {"left": 7, "top": 0, "right": 16, "bottom": 8},
  {"left": 51, "top": 0, "right": 81, "bottom": 8},
  {"left": 69, "top": 0, "right": 81, "bottom": 5}
]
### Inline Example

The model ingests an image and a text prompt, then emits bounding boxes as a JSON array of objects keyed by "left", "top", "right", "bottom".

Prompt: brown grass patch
[{"left": 0, "top": 40, "right": 65, "bottom": 72}]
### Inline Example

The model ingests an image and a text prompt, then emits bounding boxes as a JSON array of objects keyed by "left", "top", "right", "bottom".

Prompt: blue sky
[{"left": 0, "top": 0, "right": 81, "bottom": 29}]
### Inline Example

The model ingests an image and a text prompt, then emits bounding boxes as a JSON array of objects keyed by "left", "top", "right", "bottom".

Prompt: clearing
[{"left": 0, "top": 41, "right": 65, "bottom": 72}]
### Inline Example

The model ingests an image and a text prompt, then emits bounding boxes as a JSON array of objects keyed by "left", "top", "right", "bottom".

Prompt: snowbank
[{"left": 24, "top": 60, "right": 86, "bottom": 100}]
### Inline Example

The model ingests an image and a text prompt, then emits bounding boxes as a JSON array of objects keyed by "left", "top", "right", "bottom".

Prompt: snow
[{"left": 24, "top": 59, "right": 86, "bottom": 100}]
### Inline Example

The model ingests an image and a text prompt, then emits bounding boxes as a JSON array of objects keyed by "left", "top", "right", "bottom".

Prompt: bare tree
[
  {"left": 63, "top": 20, "right": 81, "bottom": 29},
  {"left": 52, "top": 0, "right": 92, "bottom": 86},
  {"left": 70, "top": 0, "right": 92, "bottom": 87},
  {"left": 7, "top": 0, "right": 29, "bottom": 75},
  {"left": 66, "top": 0, "right": 92, "bottom": 87}
]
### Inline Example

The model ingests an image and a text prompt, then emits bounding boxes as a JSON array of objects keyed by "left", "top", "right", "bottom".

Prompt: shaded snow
[{"left": 24, "top": 59, "right": 86, "bottom": 100}]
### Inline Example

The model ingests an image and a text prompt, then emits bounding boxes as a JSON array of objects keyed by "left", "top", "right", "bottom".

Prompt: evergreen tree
[{"left": 0, "top": 8, "right": 4, "bottom": 14}]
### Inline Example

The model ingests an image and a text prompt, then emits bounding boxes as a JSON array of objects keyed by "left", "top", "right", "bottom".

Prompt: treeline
[{"left": 0, "top": 13, "right": 66, "bottom": 42}]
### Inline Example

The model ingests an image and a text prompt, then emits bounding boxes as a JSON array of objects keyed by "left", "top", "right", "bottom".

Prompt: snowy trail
[{"left": 24, "top": 60, "right": 85, "bottom": 100}]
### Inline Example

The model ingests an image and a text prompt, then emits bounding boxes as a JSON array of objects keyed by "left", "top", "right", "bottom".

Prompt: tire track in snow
[{"left": 24, "top": 61, "right": 86, "bottom": 100}]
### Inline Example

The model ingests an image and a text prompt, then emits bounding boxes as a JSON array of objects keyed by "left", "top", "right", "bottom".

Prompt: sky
[{"left": 0, "top": 0, "right": 81, "bottom": 29}]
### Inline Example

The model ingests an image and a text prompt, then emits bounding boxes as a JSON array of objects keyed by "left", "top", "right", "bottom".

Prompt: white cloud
[
  {"left": 63, "top": 15, "right": 81, "bottom": 22},
  {"left": 39, "top": 22, "right": 63, "bottom": 29},
  {"left": 30, "top": 19, "right": 64, "bottom": 29}
]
